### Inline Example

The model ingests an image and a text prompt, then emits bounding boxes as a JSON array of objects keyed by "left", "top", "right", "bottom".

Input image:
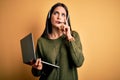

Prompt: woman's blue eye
[
  {"left": 62, "top": 13, "right": 65, "bottom": 17},
  {"left": 53, "top": 11, "right": 58, "bottom": 15}
]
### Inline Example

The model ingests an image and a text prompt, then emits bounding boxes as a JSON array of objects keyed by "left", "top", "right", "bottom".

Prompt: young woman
[{"left": 31, "top": 2, "right": 84, "bottom": 80}]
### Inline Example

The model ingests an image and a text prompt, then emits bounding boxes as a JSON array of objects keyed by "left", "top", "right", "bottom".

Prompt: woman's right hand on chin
[{"left": 32, "top": 58, "right": 43, "bottom": 70}]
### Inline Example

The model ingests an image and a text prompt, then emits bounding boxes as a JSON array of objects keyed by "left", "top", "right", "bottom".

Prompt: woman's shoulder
[
  {"left": 71, "top": 30, "right": 79, "bottom": 37},
  {"left": 37, "top": 36, "right": 47, "bottom": 43}
]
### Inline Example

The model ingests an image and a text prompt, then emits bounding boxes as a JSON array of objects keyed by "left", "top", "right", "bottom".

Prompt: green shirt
[{"left": 32, "top": 31, "right": 84, "bottom": 80}]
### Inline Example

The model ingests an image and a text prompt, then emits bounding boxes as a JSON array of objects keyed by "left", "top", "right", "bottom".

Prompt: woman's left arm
[{"left": 66, "top": 31, "right": 84, "bottom": 67}]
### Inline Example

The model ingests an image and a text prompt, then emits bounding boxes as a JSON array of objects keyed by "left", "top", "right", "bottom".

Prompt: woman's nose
[{"left": 57, "top": 14, "right": 61, "bottom": 20}]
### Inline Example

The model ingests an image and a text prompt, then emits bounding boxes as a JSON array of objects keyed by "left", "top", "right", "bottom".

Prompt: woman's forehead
[{"left": 53, "top": 6, "right": 66, "bottom": 14}]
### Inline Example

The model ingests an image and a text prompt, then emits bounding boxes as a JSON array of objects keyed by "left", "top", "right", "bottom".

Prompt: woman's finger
[
  {"left": 35, "top": 58, "right": 40, "bottom": 65},
  {"left": 65, "top": 17, "right": 68, "bottom": 26}
]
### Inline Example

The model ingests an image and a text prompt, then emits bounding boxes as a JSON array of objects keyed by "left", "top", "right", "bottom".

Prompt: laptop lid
[{"left": 20, "top": 33, "right": 36, "bottom": 65}]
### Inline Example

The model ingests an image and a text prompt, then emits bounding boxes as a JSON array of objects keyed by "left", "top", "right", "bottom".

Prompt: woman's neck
[{"left": 48, "top": 27, "right": 63, "bottom": 39}]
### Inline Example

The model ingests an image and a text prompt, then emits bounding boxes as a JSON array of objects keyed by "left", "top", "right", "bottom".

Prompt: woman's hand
[
  {"left": 32, "top": 58, "right": 43, "bottom": 70},
  {"left": 60, "top": 19, "right": 74, "bottom": 40}
]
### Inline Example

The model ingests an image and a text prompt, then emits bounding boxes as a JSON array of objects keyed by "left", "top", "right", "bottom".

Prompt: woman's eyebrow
[{"left": 53, "top": 11, "right": 59, "bottom": 14}]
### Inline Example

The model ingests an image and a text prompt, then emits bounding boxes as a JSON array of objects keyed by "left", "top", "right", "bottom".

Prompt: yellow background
[{"left": 0, "top": 0, "right": 120, "bottom": 80}]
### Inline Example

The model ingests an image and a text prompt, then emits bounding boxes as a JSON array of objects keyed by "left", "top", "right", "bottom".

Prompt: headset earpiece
[{"left": 48, "top": 11, "right": 50, "bottom": 19}]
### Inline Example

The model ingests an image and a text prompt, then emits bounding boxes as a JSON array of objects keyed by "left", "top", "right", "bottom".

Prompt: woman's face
[{"left": 51, "top": 6, "right": 67, "bottom": 28}]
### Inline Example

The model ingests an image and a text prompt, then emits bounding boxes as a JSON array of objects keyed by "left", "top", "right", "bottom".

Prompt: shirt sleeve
[
  {"left": 65, "top": 31, "right": 84, "bottom": 67},
  {"left": 31, "top": 41, "right": 42, "bottom": 77}
]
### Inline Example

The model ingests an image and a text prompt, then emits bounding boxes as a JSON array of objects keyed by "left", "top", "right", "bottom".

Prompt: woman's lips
[{"left": 56, "top": 21, "right": 65, "bottom": 24}]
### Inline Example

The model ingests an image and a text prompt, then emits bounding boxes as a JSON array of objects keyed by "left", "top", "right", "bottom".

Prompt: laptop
[{"left": 20, "top": 33, "right": 60, "bottom": 68}]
